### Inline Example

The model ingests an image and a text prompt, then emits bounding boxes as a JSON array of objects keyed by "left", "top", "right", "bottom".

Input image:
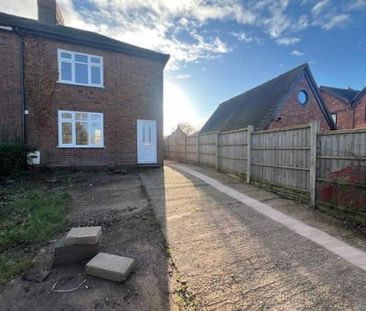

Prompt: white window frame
[
  {"left": 57, "top": 49, "right": 104, "bottom": 87},
  {"left": 331, "top": 112, "right": 337, "bottom": 125},
  {"left": 58, "top": 110, "right": 104, "bottom": 148}
]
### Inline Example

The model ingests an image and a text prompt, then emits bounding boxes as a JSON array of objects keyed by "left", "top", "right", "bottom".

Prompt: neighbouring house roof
[
  {"left": 0, "top": 12, "right": 170, "bottom": 64},
  {"left": 351, "top": 87, "right": 366, "bottom": 104},
  {"left": 319, "top": 86, "right": 360, "bottom": 103},
  {"left": 200, "top": 63, "right": 335, "bottom": 133}
]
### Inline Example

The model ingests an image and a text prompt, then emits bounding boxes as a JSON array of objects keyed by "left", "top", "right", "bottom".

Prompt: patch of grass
[
  {"left": 0, "top": 191, "right": 71, "bottom": 252},
  {"left": 0, "top": 254, "right": 33, "bottom": 284},
  {"left": 166, "top": 247, "right": 172, "bottom": 258}
]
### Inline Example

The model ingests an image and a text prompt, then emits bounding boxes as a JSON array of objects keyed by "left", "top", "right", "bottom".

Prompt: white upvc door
[{"left": 137, "top": 119, "right": 157, "bottom": 164}]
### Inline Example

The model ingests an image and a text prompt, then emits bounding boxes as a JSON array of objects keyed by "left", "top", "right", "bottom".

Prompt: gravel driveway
[{"left": 140, "top": 163, "right": 366, "bottom": 311}]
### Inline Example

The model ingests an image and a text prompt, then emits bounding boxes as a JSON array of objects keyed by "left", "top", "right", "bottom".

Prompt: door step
[{"left": 138, "top": 163, "right": 160, "bottom": 168}]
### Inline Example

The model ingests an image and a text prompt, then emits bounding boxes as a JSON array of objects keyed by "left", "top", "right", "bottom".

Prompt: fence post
[
  {"left": 246, "top": 125, "right": 254, "bottom": 183},
  {"left": 309, "top": 121, "right": 319, "bottom": 207},
  {"left": 196, "top": 134, "right": 200, "bottom": 165},
  {"left": 215, "top": 131, "right": 220, "bottom": 171},
  {"left": 184, "top": 135, "right": 187, "bottom": 163}
]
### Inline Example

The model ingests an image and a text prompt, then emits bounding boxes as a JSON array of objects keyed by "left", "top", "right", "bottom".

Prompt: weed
[{"left": 0, "top": 191, "right": 71, "bottom": 252}]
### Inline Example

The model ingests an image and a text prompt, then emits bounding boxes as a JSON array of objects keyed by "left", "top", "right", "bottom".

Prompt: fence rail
[{"left": 165, "top": 123, "right": 366, "bottom": 221}]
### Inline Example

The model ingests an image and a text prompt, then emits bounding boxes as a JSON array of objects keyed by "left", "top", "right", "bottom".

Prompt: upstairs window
[
  {"left": 58, "top": 49, "right": 103, "bottom": 87},
  {"left": 58, "top": 110, "right": 104, "bottom": 148},
  {"left": 331, "top": 113, "right": 337, "bottom": 125}
]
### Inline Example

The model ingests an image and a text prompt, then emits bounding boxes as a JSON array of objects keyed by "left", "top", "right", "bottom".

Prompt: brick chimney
[{"left": 37, "top": 0, "right": 64, "bottom": 25}]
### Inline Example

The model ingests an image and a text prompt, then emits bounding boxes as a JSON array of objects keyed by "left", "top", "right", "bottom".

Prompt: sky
[{"left": 1, "top": 0, "right": 366, "bottom": 135}]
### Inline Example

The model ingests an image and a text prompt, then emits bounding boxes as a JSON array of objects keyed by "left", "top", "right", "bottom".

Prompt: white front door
[{"left": 137, "top": 119, "right": 157, "bottom": 164}]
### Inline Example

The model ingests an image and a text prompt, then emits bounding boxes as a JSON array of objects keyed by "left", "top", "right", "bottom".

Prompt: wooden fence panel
[
  {"left": 218, "top": 129, "right": 248, "bottom": 174},
  {"left": 251, "top": 126, "right": 311, "bottom": 192},
  {"left": 199, "top": 132, "right": 216, "bottom": 167},
  {"left": 164, "top": 125, "right": 366, "bottom": 218},
  {"left": 186, "top": 135, "right": 198, "bottom": 163},
  {"left": 318, "top": 129, "right": 366, "bottom": 179},
  {"left": 317, "top": 129, "right": 366, "bottom": 214}
]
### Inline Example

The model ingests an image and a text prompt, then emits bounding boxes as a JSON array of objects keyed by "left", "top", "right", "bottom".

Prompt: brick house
[
  {"left": 0, "top": 0, "right": 169, "bottom": 167},
  {"left": 320, "top": 86, "right": 366, "bottom": 129},
  {"left": 200, "top": 64, "right": 335, "bottom": 133}
]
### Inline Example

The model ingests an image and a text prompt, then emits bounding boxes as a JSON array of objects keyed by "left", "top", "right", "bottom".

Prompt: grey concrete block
[
  {"left": 65, "top": 226, "right": 102, "bottom": 245},
  {"left": 85, "top": 252, "right": 135, "bottom": 282},
  {"left": 53, "top": 238, "right": 100, "bottom": 266}
]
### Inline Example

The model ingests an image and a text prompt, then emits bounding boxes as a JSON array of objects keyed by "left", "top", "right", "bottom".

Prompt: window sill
[
  {"left": 57, "top": 145, "right": 105, "bottom": 149},
  {"left": 57, "top": 81, "right": 104, "bottom": 89}
]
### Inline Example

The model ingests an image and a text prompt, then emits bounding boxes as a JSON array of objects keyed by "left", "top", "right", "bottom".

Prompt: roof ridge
[
  {"left": 320, "top": 85, "right": 360, "bottom": 92},
  {"left": 219, "top": 63, "right": 308, "bottom": 107}
]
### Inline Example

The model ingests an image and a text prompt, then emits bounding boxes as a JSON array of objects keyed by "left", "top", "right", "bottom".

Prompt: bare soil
[{"left": 0, "top": 170, "right": 174, "bottom": 311}]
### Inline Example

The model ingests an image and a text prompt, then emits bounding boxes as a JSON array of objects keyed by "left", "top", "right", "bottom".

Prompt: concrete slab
[
  {"left": 85, "top": 252, "right": 135, "bottom": 282},
  {"left": 65, "top": 226, "right": 102, "bottom": 245},
  {"left": 53, "top": 238, "right": 100, "bottom": 266}
]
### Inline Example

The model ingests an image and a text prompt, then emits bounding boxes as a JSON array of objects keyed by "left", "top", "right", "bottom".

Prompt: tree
[{"left": 176, "top": 122, "right": 197, "bottom": 135}]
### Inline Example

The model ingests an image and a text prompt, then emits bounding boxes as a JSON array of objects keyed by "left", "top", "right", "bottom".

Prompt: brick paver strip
[{"left": 172, "top": 163, "right": 366, "bottom": 272}]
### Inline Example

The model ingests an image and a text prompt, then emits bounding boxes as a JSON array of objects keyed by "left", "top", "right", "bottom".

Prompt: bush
[{"left": 0, "top": 144, "right": 27, "bottom": 177}]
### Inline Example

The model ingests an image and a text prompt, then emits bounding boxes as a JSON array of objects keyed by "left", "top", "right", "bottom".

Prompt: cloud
[
  {"left": 232, "top": 31, "right": 260, "bottom": 43},
  {"left": 167, "top": 74, "right": 191, "bottom": 80},
  {"left": 346, "top": 0, "right": 366, "bottom": 10},
  {"left": 276, "top": 37, "right": 300, "bottom": 46},
  {"left": 291, "top": 50, "right": 304, "bottom": 56},
  {"left": 321, "top": 14, "right": 350, "bottom": 30},
  {"left": 0, "top": 0, "right": 364, "bottom": 72},
  {"left": 312, "top": 0, "right": 330, "bottom": 16}
]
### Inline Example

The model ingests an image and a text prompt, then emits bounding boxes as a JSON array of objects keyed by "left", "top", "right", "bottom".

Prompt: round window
[{"left": 298, "top": 90, "right": 308, "bottom": 105}]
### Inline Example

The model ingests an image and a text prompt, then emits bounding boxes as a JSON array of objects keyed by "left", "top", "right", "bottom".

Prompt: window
[
  {"left": 58, "top": 49, "right": 103, "bottom": 87},
  {"left": 142, "top": 126, "right": 152, "bottom": 144},
  {"left": 297, "top": 90, "right": 308, "bottom": 105},
  {"left": 331, "top": 113, "right": 337, "bottom": 125},
  {"left": 58, "top": 110, "right": 104, "bottom": 148}
]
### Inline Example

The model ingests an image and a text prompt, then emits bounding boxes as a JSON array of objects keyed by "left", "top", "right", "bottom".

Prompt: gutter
[{"left": 13, "top": 26, "right": 27, "bottom": 146}]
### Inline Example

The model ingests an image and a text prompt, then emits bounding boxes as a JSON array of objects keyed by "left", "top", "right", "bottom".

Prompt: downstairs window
[{"left": 58, "top": 110, "right": 104, "bottom": 148}]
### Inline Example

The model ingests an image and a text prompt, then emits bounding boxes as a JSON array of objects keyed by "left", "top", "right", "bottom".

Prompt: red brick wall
[
  {"left": 354, "top": 96, "right": 366, "bottom": 129},
  {"left": 268, "top": 74, "right": 331, "bottom": 131},
  {"left": 0, "top": 30, "right": 22, "bottom": 143},
  {"left": 319, "top": 90, "right": 353, "bottom": 129},
  {"left": 23, "top": 35, "right": 165, "bottom": 167}
]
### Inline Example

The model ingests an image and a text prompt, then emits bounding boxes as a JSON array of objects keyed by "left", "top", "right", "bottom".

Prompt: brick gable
[
  {"left": 319, "top": 90, "right": 353, "bottom": 129},
  {"left": 268, "top": 74, "right": 331, "bottom": 131}
]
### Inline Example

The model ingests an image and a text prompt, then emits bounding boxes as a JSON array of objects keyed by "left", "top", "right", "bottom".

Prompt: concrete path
[{"left": 140, "top": 163, "right": 366, "bottom": 310}]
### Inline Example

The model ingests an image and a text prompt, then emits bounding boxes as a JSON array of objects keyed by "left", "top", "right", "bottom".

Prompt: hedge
[{"left": 0, "top": 144, "right": 27, "bottom": 177}]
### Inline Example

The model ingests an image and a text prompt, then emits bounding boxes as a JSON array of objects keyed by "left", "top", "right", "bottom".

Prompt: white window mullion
[
  {"left": 101, "top": 114, "right": 104, "bottom": 146},
  {"left": 88, "top": 56, "right": 91, "bottom": 85},
  {"left": 72, "top": 112, "right": 76, "bottom": 147},
  {"left": 58, "top": 111, "right": 62, "bottom": 146},
  {"left": 71, "top": 53, "right": 75, "bottom": 85},
  {"left": 88, "top": 121, "right": 92, "bottom": 146}
]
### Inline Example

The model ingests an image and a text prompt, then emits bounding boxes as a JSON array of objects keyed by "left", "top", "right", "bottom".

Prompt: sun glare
[{"left": 164, "top": 82, "right": 202, "bottom": 135}]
